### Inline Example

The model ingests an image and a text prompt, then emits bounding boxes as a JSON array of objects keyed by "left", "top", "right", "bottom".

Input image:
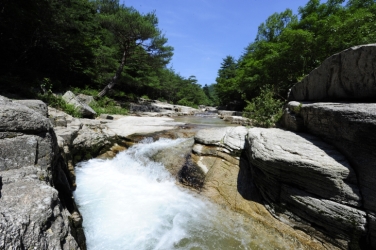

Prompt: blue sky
[{"left": 123, "top": 0, "right": 309, "bottom": 86}]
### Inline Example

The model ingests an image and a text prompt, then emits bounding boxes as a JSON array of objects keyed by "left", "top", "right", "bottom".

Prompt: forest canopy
[
  {"left": 0, "top": 0, "right": 375, "bottom": 110},
  {"left": 214, "top": 0, "right": 376, "bottom": 109},
  {"left": 0, "top": 0, "right": 212, "bottom": 106}
]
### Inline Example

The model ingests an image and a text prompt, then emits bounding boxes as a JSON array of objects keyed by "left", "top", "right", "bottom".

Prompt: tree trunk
[{"left": 97, "top": 50, "right": 127, "bottom": 98}]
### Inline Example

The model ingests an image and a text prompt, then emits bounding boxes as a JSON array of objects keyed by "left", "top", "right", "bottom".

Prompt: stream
[{"left": 73, "top": 116, "right": 298, "bottom": 250}]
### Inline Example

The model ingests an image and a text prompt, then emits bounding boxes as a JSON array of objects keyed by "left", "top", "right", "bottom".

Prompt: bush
[
  {"left": 38, "top": 93, "right": 82, "bottom": 118},
  {"left": 243, "top": 86, "right": 283, "bottom": 128},
  {"left": 71, "top": 86, "right": 99, "bottom": 96},
  {"left": 89, "top": 96, "right": 128, "bottom": 116},
  {"left": 177, "top": 98, "right": 198, "bottom": 108}
]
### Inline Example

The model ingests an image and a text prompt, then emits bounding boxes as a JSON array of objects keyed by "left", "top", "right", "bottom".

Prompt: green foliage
[
  {"left": 243, "top": 86, "right": 283, "bottom": 128},
  {"left": 71, "top": 86, "right": 99, "bottom": 96},
  {"left": 38, "top": 93, "right": 82, "bottom": 118},
  {"left": 96, "top": 5, "right": 174, "bottom": 96},
  {"left": 212, "top": 0, "right": 376, "bottom": 113},
  {"left": 215, "top": 56, "right": 241, "bottom": 106},
  {"left": 177, "top": 98, "right": 197, "bottom": 109},
  {"left": 89, "top": 96, "right": 128, "bottom": 115}
]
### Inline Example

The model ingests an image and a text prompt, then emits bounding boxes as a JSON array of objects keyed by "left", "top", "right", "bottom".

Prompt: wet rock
[
  {"left": 218, "top": 110, "right": 243, "bottom": 118},
  {"left": 151, "top": 137, "right": 194, "bottom": 177}
]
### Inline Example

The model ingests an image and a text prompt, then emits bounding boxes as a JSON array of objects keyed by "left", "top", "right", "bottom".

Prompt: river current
[{"left": 74, "top": 119, "right": 297, "bottom": 249}]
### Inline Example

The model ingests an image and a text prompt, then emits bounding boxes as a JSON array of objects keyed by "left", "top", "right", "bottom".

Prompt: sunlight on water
[{"left": 74, "top": 138, "right": 292, "bottom": 250}]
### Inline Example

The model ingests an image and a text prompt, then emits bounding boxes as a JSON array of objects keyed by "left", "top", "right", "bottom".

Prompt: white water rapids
[{"left": 74, "top": 138, "right": 292, "bottom": 250}]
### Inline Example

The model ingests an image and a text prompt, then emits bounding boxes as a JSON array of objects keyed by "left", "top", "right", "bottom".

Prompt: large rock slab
[
  {"left": 284, "top": 103, "right": 376, "bottom": 211},
  {"left": 294, "top": 102, "right": 376, "bottom": 248},
  {"left": 0, "top": 101, "right": 50, "bottom": 132},
  {"left": 106, "top": 116, "right": 183, "bottom": 138},
  {"left": 247, "top": 128, "right": 361, "bottom": 206},
  {"left": 247, "top": 128, "right": 366, "bottom": 248},
  {"left": 0, "top": 97, "right": 83, "bottom": 249},
  {"left": 289, "top": 44, "right": 376, "bottom": 101}
]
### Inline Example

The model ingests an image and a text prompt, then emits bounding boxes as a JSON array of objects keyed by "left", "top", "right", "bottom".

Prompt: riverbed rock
[
  {"left": 288, "top": 44, "right": 376, "bottom": 101},
  {"left": 0, "top": 97, "right": 83, "bottom": 249},
  {"left": 150, "top": 138, "right": 194, "bottom": 177},
  {"left": 187, "top": 126, "right": 335, "bottom": 249},
  {"left": 218, "top": 110, "right": 243, "bottom": 118},
  {"left": 223, "top": 116, "right": 252, "bottom": 126},
  {"left": 129, "top": 99, "right": 199, "bottom": 116},
  {"left": 187, "top": 125, "right": 370, "bottom": 248},
  {"left": 300, "top": 103, "right": 376, "bottom": 209}
]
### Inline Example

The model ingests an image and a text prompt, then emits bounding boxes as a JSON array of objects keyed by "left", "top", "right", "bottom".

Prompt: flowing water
[
  {"left": 74, "top": 137, "right": 298, "bottom": 250},
  {"left": 173, "top": 115, "right": 234, "bottom": 127}
]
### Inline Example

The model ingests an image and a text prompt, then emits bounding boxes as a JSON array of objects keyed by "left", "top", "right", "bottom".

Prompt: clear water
[
  {"left": 173, "top": 115, "right": 235, "bottom": 127},
  {"left": 74, "top": 138, "right": 294, "bottom": 250}
]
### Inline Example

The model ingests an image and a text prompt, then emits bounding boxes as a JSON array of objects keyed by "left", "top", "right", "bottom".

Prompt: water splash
[{"left": 74, "top": 138, "right": 291, "bottom": 250}]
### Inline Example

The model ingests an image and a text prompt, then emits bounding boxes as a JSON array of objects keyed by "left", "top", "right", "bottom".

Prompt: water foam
[{"left": 74, "top": 138, "right": 289, "bottom": 250}]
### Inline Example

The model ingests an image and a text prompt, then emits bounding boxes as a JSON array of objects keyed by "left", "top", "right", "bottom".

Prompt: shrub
[
  {"left": 89, "top": 96, "right": 128, "bottom": 116},
  {"left": 243, "top": 86, "right": 283, "bottom": 128},
  {"left": 177, "top": 98, "right": 198, "bottom": 108},
  {"left": 38, "top": 93, "right": 82, "bottom": 118}
]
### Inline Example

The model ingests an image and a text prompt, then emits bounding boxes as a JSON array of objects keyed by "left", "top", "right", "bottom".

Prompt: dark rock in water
[
  {"left": 151, "top": 137, "right": 194, "bottom": 177},
  {"left": 288, "top": 44, "right": 376, "bottom": 101}
]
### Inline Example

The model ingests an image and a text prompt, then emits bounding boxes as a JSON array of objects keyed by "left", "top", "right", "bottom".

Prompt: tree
[
  {"left": 0, "top": 0, "right": 99, "bottom": 94},
  {"left": 97, "top": 6, "right": 173, "bottom": 97},
  {"left": 215, "top": 56, "right": 240, "bottom": 105},
  {"left": 256, "top": 9, "right": 297, "bottom": 42}
]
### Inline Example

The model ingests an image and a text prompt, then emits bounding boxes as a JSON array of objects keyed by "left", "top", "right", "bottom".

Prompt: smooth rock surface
[
  {"left": 247, "top": 128, "right": 366, "bottom": 248},
  {"left": 106, "top": 116, "right": 184, "bottom": 138},
  {"left": 289, "top": 44, "right": 376, "bottom": 101},
  {"left": 247, "top": 128, "right": 361, "bottom": 206}
]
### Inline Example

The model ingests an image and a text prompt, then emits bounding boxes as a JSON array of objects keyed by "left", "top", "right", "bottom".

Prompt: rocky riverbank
[{"left": 1, "top": 44, "right": 375, "bottom": 249}]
